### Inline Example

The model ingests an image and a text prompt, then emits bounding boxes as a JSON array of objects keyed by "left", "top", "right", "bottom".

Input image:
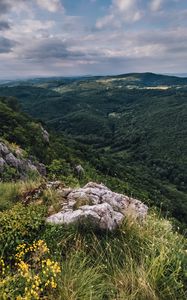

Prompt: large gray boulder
[
  {"left": 47, "top": 203, "right": 124, "bottom": 231},
  {"left": 46, "top": 182, "right": 148, "bottom": 231}
]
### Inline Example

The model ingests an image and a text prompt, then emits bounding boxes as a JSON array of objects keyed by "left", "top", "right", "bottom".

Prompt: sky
[{"left": 0, "top": 0, "right": 187, "bottom": 79}]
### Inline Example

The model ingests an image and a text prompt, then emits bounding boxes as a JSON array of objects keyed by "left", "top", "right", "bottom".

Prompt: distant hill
[{"left": 104, "top": 72, "right": 187, "bottom": 87}]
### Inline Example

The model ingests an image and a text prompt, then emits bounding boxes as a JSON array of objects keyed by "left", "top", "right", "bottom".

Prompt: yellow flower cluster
[
  {"left": 41, "top": 258, "right": 61, "bottom": 290},
  {"left": 16, "top": 240, "right": 49, "bottom": 263},
  {"left": 0, "top": 240, "right": 61, "bottom": 300},
  {"left": 0, "top": 258, "right": 5, "bottom": 276},
  {"left": 29, "top": 240, "right": 49, "bottom": 254},
  {"left": 15, "top": 240, "right": 61, "bottom": 299},
  {"left": 0, "top": 258, "right": 7, "bottom": 299},
  {"left": 43, "top": 258, "right": 61, "bottom": 274}
]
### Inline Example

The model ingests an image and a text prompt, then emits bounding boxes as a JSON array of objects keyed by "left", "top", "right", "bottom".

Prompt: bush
[
  {"left": 0, "top": 165, "right": 19, "bottom": 182},
  {"left": 0, "top": 240, "right": 61, "bottom": 300},
  {"left": 0, "top": 203, "right": 47, "bottom": 257}
]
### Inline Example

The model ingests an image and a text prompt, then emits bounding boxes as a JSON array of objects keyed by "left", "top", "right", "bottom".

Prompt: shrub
[
  {"left": 0, "top": 203, "right": 47, "bottom": 257},
  {"left": 0, "top": 165, "right": 19, "bottom": 182},
  {"left": 0, "top": 240, "right": 61, "bottom": 300}
]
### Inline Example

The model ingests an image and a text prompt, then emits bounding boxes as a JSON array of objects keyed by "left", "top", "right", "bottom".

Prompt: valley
[
  {"left": 0, "top": 73, "right": 187, "bottom": 299},
  {"left": 0, "top": 73, "right": 186, "bottom": 225}
]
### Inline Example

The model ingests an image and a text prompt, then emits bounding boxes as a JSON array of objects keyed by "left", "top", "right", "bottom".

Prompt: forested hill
[{"left": 0, "top": 73, "right": 186, "bottom": 225}]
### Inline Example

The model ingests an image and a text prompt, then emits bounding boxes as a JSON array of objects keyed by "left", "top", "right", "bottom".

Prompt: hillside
[
  {"left": 0, "top": 96, "right": 91, "bottom": 184},
  {"left": 0, "top": 73, "right": 186, "bottom": 225},
  {"left": 0, "top": 92, "right": 186, "bottom": 300}
]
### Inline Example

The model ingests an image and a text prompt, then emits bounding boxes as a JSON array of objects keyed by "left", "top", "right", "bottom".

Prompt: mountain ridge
[{"left": 1, "top": 72, "right": 187, "bottom": 87}]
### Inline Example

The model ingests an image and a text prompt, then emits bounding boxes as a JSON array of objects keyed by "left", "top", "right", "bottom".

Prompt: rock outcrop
[
  {"left": 0, "top": 141, "right": 46, "bottom": 179},
  {"left": 40, "top": 126, "right": 49, "bottom": 143},
  {"left": 46, "top": 182, "right": 148, "bottom": 231},
  {"left": 74, "top": 164, "right": 85, "bottom": 179}
]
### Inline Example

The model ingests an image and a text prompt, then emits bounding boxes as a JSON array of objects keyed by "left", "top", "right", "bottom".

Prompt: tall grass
[
  {"left": 42, "top": 212, "right": 187, "bottom": 300},
  {"left": 0, "top": 180, "right": 42, "bottom": 211},
  {"left": 0, "top": 181, "right": 186, "bottom": 299},
  {"left": 0, "top": 182, "right": 20, "bottom": 211}
]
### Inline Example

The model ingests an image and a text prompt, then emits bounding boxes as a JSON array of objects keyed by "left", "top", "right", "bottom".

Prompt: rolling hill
[{"left": 0, "top": 73, "right": 186, "bottom": 225}]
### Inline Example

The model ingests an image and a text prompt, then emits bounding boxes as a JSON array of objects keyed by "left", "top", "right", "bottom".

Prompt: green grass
[
  {"left": 41, "top": 211, "right": 187, "bottom": 300},
  {"left": 0, "top": 181, "right": 43, "bottom": 211},
  {"left": 0, "top": 181, "right": 186, "bottom": 299},
  {"left": 0, "top": 182, "right": 20, "bottom": 211},
  {"left": 0, "top": 200, "right": 186, "bottom": 299}
]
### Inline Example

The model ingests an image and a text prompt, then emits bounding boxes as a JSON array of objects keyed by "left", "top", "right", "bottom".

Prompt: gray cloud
[
  {"left": 15, "top": 24, "right": 187, "bottom": 70},
  {"left": 0, "top": 36, "right": 17, "bottom": 53},
  {"left": 21, "top": 38, "right": 83, "bottom": 61},
  {"left": 0, "top": 0, "right": 186, "bottom": 78},
  {"left": 0, "top": 0, "right": 35, "bottom": 18},
  {"left": 23, "top": 39, "right": 70, "bottom": 60},
  {"left": 0, "top": 0, "right": 25, "bottom": 15},
  {"left": 0, "top": 1, "right": 11, "bottom": 15},
  {"left": 0, "top": 21, "right": 11, "bottom": 30}
]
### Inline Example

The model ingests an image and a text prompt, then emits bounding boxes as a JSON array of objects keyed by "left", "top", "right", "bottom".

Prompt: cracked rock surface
[{"left": 46, "top": 182, "right": 148, "bottom": 231}]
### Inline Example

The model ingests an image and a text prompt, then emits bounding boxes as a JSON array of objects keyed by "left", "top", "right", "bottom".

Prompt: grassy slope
[{"left": 0, "top": 181, "right": 186, "bottom": 300}]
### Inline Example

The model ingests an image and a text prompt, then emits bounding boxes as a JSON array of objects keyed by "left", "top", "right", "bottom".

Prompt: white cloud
[
  {"left": 96, "top": 0, "right": 181, "bottom": 29},
  {"left": 0, "top": 0, "right": 32, "bottom": 16},
  {"left": 96, "top": 0, "right": 143, "bottom": 29},
  {"left": 150, "top": 0, "right": 163, "bottom": 12},
  {"left": 96, "top": 15, "right": 114, "bottom": 29},
  {"left": 35, "top": 0, "right": 64, "bottom": 13},
  {"left": 114, "top": 0, "right": 135, "bottom": 12},
  {"left": 0, "top": 0, "right": 187, "bottom": 78},
  {"left": 1, "top": 25, "right": 187, "bottom": 78}
]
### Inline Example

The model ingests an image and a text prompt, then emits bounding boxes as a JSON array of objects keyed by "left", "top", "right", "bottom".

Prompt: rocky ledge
[
  {"left": 46, "top": 182, "right": 148, "bottom": 231},
  {"left": 0, "top": 142, "right": 46, "bottom": 179}
]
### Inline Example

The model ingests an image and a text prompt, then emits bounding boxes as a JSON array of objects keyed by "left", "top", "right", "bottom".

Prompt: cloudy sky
[{"left": 0, "top": 0, "right": 187, "bottom": 79}]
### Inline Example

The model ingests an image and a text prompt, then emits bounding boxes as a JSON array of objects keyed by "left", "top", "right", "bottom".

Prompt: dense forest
[{"left": 0, "top": 73, "right": 186, "bottom": 225}]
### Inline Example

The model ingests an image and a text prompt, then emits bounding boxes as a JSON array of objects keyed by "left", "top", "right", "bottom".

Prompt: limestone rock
[
  {"left": 33, "top": 162, "right": 46, "bottom": 176},
  {"left": 5, "top": 153, "right": 19, "bottom": 168},
  {"left": 75, "top": 164, "right": 85, "bottom": 179},
  {"left": 47, "top": 203, "right": 124, "bottom": 230},
  {"left": 46, "top": 182, "right": 148, "bottom": 231},
  {"left": 40, "top": 126, "right": 49, "bottom": 143},
  {"left": 0, "top": 143, "right": 9, "bottom": 156},
  {"left": 27, "top": 162, "right": 38, "bottom": 173},
  {"left": 0, "top": 141, "right": 46, "bottom": 179},
  {"left": 0, "top": 157, "right": 6, "bottom": 172}
]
